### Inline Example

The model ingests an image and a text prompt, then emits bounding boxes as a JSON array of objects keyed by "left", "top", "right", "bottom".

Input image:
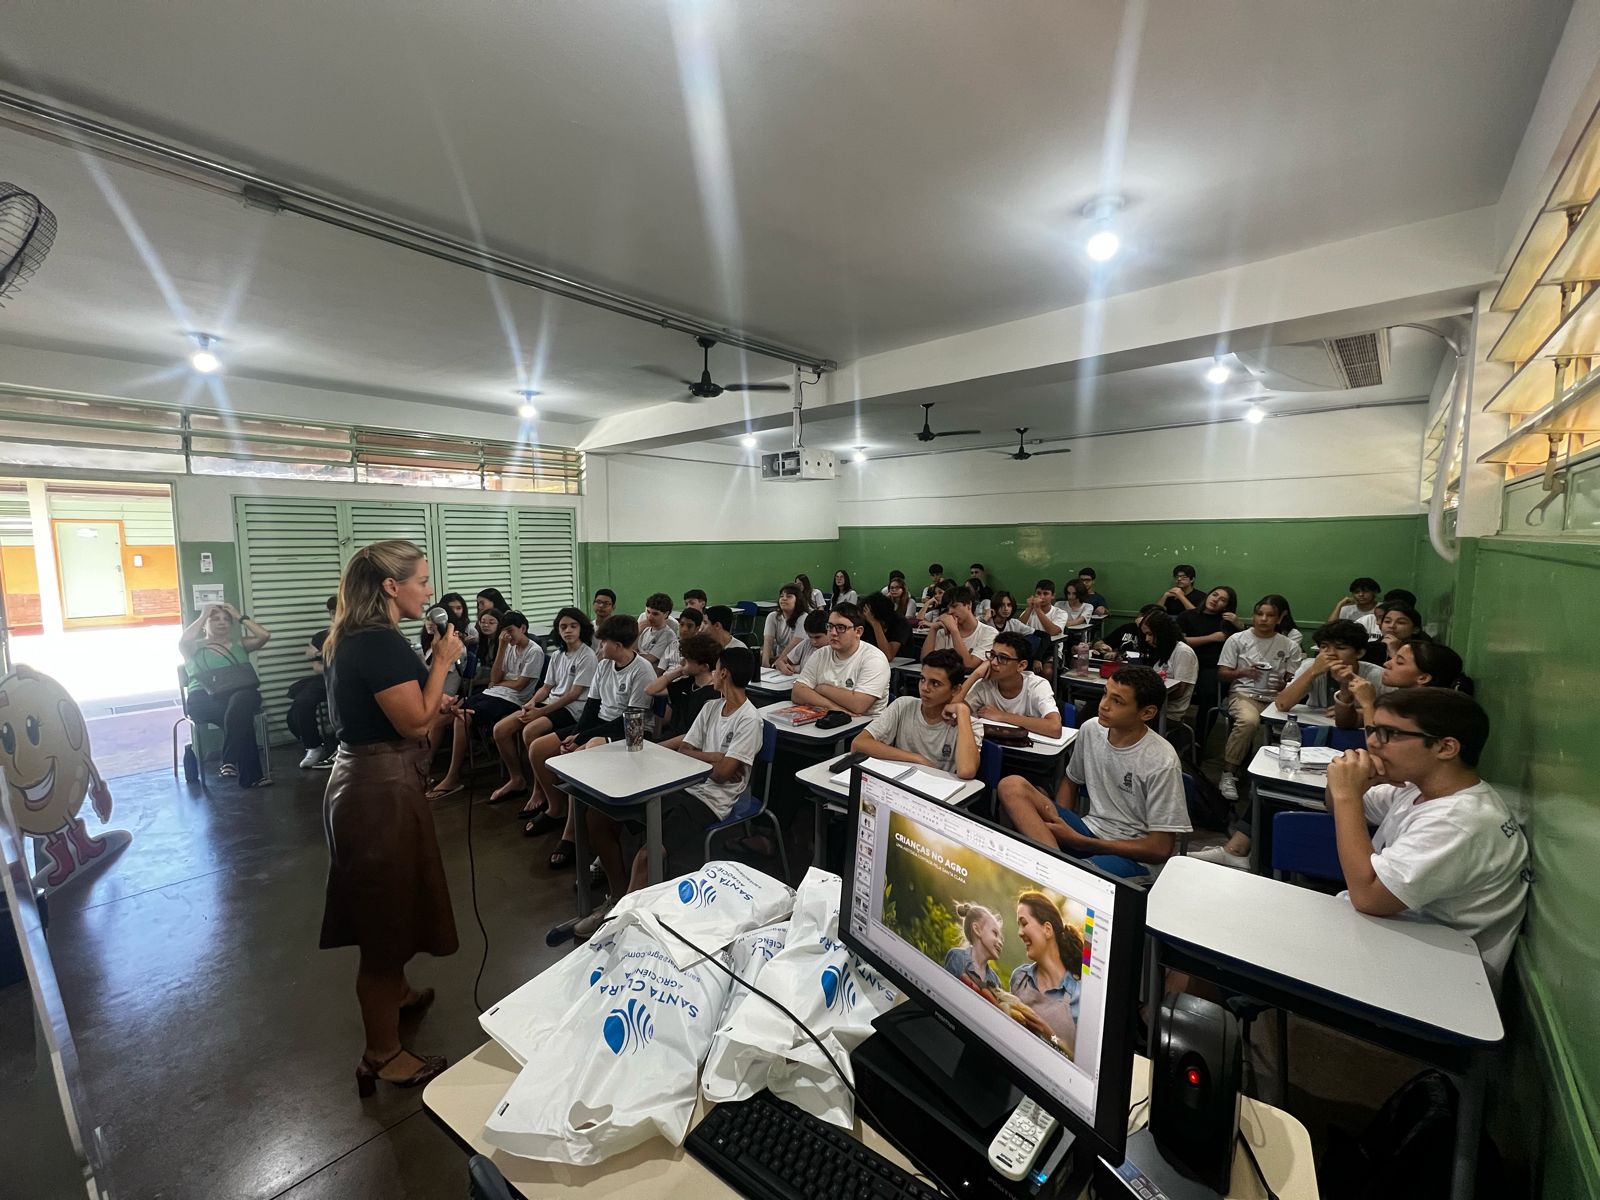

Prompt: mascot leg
[
  {"left": 68, "top": 815, "right": 107, "bottom": 861},
  {"left": 43, "top": 831, "right": 75, "bottom": 887}
]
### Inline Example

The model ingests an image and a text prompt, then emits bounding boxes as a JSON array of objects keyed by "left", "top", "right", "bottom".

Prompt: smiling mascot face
[{"left": 0, "top": 667, "right": 95, "bottom": 837}]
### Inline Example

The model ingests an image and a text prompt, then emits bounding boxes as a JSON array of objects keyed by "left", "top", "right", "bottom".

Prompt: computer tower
[{"left": 1148, "top": 993, "right": 1242, "bottom": 1193}]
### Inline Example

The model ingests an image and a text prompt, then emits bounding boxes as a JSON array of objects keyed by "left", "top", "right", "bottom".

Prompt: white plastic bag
[
  {"left": 701, "top": 868, "right": 900, "bottom": 1127},
  {"left": 699, "top": 920, "right": 791, "bottom": 1103},
  {"left": 607, "top": 859, "right": 795, "bottom": 968},
  {"left": 480, "top": 915, "right": 733, "bottom": 1163}
]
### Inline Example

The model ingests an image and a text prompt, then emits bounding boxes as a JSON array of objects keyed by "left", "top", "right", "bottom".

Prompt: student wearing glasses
[
  {"left": 851, "top": 649, "right": 980, "bottom": 778},
  {"left": 1075, "top": 568, "right": 1108, "bottom": 617},
  {"left": 954, "top": 632, "right": 1063, "bottom": 738},
  {"left": 921, "top": 585, "right": 997, "bottom": 669},
  {"left": 1326, "top": 689, "right": 1528, "bottom": 987},
  {"left": 792, "top": 602, "right": 892, "bottom": 716},
  {"left": 1161, "top": 565, "right": 1204, "bottom": 615}
]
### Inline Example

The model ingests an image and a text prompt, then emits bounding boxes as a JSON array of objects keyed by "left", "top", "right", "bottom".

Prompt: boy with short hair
[
  {"left": 638, "top": 592, "right": 680, "bottom": 670},
  {"left": 967, "top": 562, "right": 993, "bottom": 602},
  {"left": 1325, "top": 688, "right": 1528, "bottom": 987},
  {"left": 1328, "top": 577, "right": 1380, "bottom": 625},
  {"left": 662, "top": 606, "right": 706, "bottom": 672},
  {"left": 647, "top": 631, "right": 721, "bottom": 737},
  {"left": 955, "top": 630, "right": 1062, "bottom": 738},
  {"left": 580, "top": 646, "right": 765, "bottom": 936},
  {"left": 426, "top": 611, "right": 544, "bottom": 800},
  {"left": 922, "top": 584, "right": 997, "bottom": 669},
  {"left": 793, "top": 601, "right": 892, "bottom": 716},
  {"left": 1076, "top": 568, "right": 1108, "bottom": 616},
  {"left": 1215, "top": 596, "right": 1305, "bottom": 801},
  {"left": 1161, "top": 565, "right": 1203, "bottom": 615},
  {"left": 851, "top": 649, "right": 980, "bottom": 778},
  {"left": 682, "top": 588, "right": 709, "bottom": 611},
  {"left": 704, "top": 604, "right": 748, "bottom": 650},
  {"left": 592, "top": 588, "right": 617, "bottom": 623},
  {"left": 997, "top": 666, "right": 1189, "bottom": 878},
  {"left": 777, "top": 608, "right": 830, "bottom": 676},
  {"left": 921, "top": 562, "right": 945, "bottom": 602}
]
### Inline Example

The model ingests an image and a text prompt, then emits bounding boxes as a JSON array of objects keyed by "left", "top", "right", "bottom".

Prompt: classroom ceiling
[{"left": 0, "top": 0, "right": 1571, "bottom": 432}]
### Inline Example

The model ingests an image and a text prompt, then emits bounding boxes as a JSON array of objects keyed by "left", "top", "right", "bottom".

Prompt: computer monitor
[{"left": 841, "top": 766, "right": 1146, "bottom": 1163}]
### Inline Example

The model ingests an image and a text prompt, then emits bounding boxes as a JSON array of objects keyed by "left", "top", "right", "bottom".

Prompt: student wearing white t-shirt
[
  {"left": 1216, "top": 597, "right": 1306, "bottom": 801},
  {"left": 760, "top": 584, "right": 808, "bottom": 669},
  {"left": 1325, "top": 689, "right": 1528, "bottom": 987},
  {"left": 852, "top": 649, "right": 980, "bottom": 778},
  {"left": 704, "top": 605, "right": 749, "bottom": 652},
  {"left": 1140, "top": 611, "right": 1199, "bottom": 725},
  {"left": 997, "top": 666, "right": 1190, "bottom": 878},
  {"left": 1057, "top": 580, "right": 1097, "bottom": 630},
  {"left": 1274, "top": 620, "right": 1383, "bottom": 714},
  {"left": 793, "top": 602, "right": 892, "bottom": 716},
  {"left": 829, "top": 569, "right": 858, "bottom": 609},
  {"left": 921, "top": 585, "right": 997, "bottom": 670},
  {"left": 577, "top": 646, "right": 764, "bottom": 937},
  {"left": 777, "top": 609, "right": 829, "bottom": 676},
  {"left": 1334, "top": 639, "right": 1473, "bottom": 730},
  {"left": 427, "top": 611, "right": 544, "bottom": 801},
  {"left": 637, "top": 592, "right": 680, "bottom": 671},
  {"left": 1326, "top": 576, "right": 1380, "bottom": 626},
  {"left": 954, "top": 631, "right": 1063, "bottom": 738},
  {"left": 490, "top": 607, "right": 597, "bottom": 809}
]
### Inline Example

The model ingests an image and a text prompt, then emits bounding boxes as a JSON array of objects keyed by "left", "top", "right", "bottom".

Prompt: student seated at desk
[
  {"left": 1075, "top": 568, "right": 1109, "bottom": 617},
  {"left": 860, "top": 592, "right": 912, "bottom": 660},
  {"left": 967, "top": 562, "right": 994, "bottom": 605},
  {"left": 647, "top": 632, "right": 721, "bottom": 739},
  {"left": 1141, "top": 611, "right": 1198, "bottom": 724},
  {"left": 1058, "top": 580, "right": 1097, "bottom": 631},
  {"left": 1274, "top": 619, "right": 1383, "bottom": 713},
  {"left": 682, "top": 588, "right": 708, "bottom": 613},
  {"left": 796, "top": 573, "right": 827, "bottom": 613},
  {"left": 1356, "top": 587, "right": 1418, "bottom": 640},
  {"left": 1362, "top": 603, "right": 1425, "bottom": 666},
  {"left": 984, "top": 590, "right": 1030, "bottom": 636},
  {"left": 997, "top": 666, "right": 1190, "bottom": 879},
  {"left": 1161, "top": 564, "right": 1204, "bottom": 615},
  {"left": 917, "top": 577, "right": 958, "bottom": 626},
  {"left": 760, "top": 584, "right": 808, "bottom": 668},
  {"left": 879, "top": 568, "right": 906, "bottom": 597},
  {"left": 920, "top": 562, "right": 945, "bottom": 603},
  {"left": 851, "top": 649, "right": 979, "bottom": 778},
  {"left": 1095, "top": 604, "right": 1159, "bottom": 660},
  {"left": 1328, "top": 576, "right": 1381, "bottom": 625},
  {"left": 704, "top": 605, "right": 749, "bottom": 651},
  {"left": 1334, "top": 639, "right": 1471, "bottom": 729},
  {"left": 1020, "top": 579, "right": 1071, "bottom": 675},
  {"left": 1216, "top": 596, "right": 1305, "bottom": 802},
  {"left": 637, "top": 593, "right": 680, "bottom": 672},
  {"left": 524, "top": 615, "right": 656, "bottom": 867},
  {"left": 922, "top": 585, "right": 997, "bottom": 669},
  {"left": 427, "top": 611, "right": 544, "bottom": 802},
  {"left": 777, "top": 609, "right": 829, "bottom": 676},
  {"left": 579, "top": 646, "right": 764, "bottom": 938},
  {"left": 955, "top": 631, "right": 1063, "bottom": 738},
  {"left": 884, "top": 574, "right": 917, "bottom": 621},
  {"left": 1326, "top": 688, "right": 1528, "bottom": 987},
  {"left": 829, "top": 569, "right": 857, "bottom": 609},
  {"left": 792, "top": 602, "right": 892, "bottom": 716}
]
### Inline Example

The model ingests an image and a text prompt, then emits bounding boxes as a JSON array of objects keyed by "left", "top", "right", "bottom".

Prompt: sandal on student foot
[
  {"left": 488, "top": 780, "right": 526, "bottom": 804},
  {"left": 516, "top": 800, "right": 547, "bottom": 822},
  {"left": 523, "top": 810, "right": 561, "bottom": 837},
  {"left": 548, "top": 839, "right": 576, "bottom": 870},
  {"left": 425, "top": 782, "right": 463, "bottom": 802},
  {"left": 355, "top": 1048, "right": 447, "bottom": 1098}
]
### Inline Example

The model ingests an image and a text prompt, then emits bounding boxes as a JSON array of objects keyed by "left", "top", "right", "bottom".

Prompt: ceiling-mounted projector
[{"left": 761, "top": 448, "right": 836, "bottom": 481}]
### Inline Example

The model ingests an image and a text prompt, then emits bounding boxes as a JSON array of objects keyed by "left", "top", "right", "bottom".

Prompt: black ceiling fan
[
  {"left": 1001, "top": 427, "right": 1072, "bottom": 461},
  {"left": 642, "top": 335, "right": 792, "bottom": 400},
  {"left": 915, "top": 402, "right": 981, "bottom": 442}
]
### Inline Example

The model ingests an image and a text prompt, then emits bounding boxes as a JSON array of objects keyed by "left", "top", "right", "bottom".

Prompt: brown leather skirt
[{"left": 319, "top": 739, "right": 459, "bottom": 962}]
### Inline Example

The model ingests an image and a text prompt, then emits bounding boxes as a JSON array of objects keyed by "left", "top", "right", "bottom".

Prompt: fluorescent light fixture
[
  {"left": 1244, "top": 405, "right": 1266, "bottom": 424},
  {"left": 189, "top": 333, "right": 221, "bottom": 373},
  {"left": 1206, "top": 362, "right": 1230, "bottom": 385},
  {"left": 853, "top": 449, "right": 867, "bottom": 463},
  {"left": 1084, "top": 229, "right": 1120, "bottom": 262},
  {"left": 740, "top": 434, "right": 757, "bottom": 448},
  {"left": 515, "top": 388, "right": 539, "bottom": 418}
]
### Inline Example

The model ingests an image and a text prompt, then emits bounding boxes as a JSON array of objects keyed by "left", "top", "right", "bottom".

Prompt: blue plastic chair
[
  {"left": 704, "top": 722, "right": 789, "bottom": 881},
  {"left": 1326, "top": 728, "right": 1365, "bottom": 752},
  {"left": 979, "top": 739, "right": 1005, "bottom": 791},
  {"left": 1060, "top": 701, "right": 1078, "bottom": 729},
  {"left": 1270, "top": 811, "right": 1344, "bottom": 883},
  {"left": 732, "top": 600, "right": 760, "bottom": 639}
]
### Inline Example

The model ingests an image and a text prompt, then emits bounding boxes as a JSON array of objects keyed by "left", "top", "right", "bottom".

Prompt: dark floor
[{"left": 3, "top": 738, "right": 1426, "bottom": 1199}]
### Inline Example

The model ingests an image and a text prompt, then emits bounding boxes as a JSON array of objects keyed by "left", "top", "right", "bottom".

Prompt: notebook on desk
[
  {"left": 771, "top": 703, "right": 828, "bottom": 726},
  {"left": 828, "top": 754, "right": 966, "bottom": 801}
]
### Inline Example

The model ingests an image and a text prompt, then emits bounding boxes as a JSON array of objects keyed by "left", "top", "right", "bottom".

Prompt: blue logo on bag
[
  {"left": 589, "top": 967, "right": 604, "bottom": 986},
  {"left": 602, "top": 998, "right": 655, "bottom": 1055},
  {"left": 820, "top": 963, "right": 858, "bottom": 1012},
  {"left": 677, "top": 877, "right": 719, "bottom": 907}
]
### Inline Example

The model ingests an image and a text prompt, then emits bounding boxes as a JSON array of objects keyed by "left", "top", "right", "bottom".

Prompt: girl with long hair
[
  {"left": 319, "top": 540, "right": 461, "bottom": 1096},
  {"left": 499, "top": 607, "right": 600, "bottom": 816},
  {"left": 761, "top": 584, "right": 809, "bottom": 669}
]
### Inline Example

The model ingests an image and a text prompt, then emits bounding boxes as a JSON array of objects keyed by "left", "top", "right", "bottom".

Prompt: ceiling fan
[
  {"left": 915, "top": 402, "right": 981, "bottom": 443},
  {"left": 640, "top": 335, "right": 792, "bottom": 401},
  {"left": 999, "top": 428, "right": 1073, "bottom": 461}
]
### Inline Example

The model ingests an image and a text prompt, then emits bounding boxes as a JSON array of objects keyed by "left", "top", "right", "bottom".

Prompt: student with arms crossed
[
  {"left": 577, "top": 646, "right": 765, "bottom": 938},
  {"left": 777, "top": 609, "right": 830, "bottom": 676},
  {"left": 921, "top": 585, "right": 997, "bottom": 669},
  {"left": 851, "top": 649, "right": 980, "bottom": 778},
  {"left": 954, "top": 631, "right": 1063, "bottom": 738},
  {"left": 426, "top": 611, "right": 544, "bottom": 801},
  {"left": 1215, "top": 596, "right": 1304, "bottom": 801},
  {"left": 1326, "top": 689, "right": 1528, "bottom": 987},
  {"left": 792, "top": 602, "right": 892, "bottom": 716},
  {"left": 996, "top": 666, "right": 1190, "bottom": 878},
  {"left": 637, "top": 593, "right": 680, "bottom": 671},
  {"left": 1058, "top": 579, "right": 1097, "bottom": 631},
  {"left": 860, "top": 591, "right": 912, "bottom": 660}
]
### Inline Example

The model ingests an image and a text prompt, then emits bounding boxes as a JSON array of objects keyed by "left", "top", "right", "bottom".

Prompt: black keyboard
[{"left": 686, "top": 1089, "right": 942, "bottom": 1200}]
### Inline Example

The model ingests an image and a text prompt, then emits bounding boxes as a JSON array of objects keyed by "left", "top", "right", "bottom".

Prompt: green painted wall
[
  {"left": 837, "top": 515, "right": 1428, "bottom": 622},
  {"left": 176, "top": 540, "right": 241, "bottom": 621},
  {"left": 580, "top": 539, "right": 840, "bottom": 609}
]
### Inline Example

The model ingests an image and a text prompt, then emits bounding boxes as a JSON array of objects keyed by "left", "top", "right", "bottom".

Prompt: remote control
[{"left": 988, "top": 1096, "right": 1059, "bottom": 1182}]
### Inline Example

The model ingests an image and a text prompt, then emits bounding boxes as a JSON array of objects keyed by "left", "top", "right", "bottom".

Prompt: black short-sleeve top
[{"left": 327, "top": 628, "right": 428, "bottom": 744}]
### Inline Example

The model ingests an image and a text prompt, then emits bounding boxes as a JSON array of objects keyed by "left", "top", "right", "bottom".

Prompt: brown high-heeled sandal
[{"left": 355, "top": 1048, "right": 447, "bottom": 1098}]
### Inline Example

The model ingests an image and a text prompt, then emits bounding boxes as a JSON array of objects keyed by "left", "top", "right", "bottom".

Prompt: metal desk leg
[
  {"left": 646, "top": 795, "right": 664, "bottom": 884},
  {"left": 813, "top": 796, "right": 828, "bottom": 867},
  {"left": 572, "top": 790, "right": 592, "bottom": 918},
  {"left": 1451, "top": 1056, "right": 1488, "bottom": 1200},
  {"left": 1249, "top": 782, "right": 1264, "bottom": 874}
]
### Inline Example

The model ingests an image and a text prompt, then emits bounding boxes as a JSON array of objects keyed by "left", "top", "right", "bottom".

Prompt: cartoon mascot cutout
[{"left": 0, "top": 666, "right": 132, "bottom": 894}]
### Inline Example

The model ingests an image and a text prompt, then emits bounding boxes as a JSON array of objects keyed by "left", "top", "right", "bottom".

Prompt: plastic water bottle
[
  {"left": 1281, "top": 714, "right": 1302, "bottom": 772},
  {"left": 1072, "top": 640, "right": 1091, "bottom": 675}
]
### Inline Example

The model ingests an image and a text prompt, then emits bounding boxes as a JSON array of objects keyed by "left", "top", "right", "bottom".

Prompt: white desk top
[
  {"left": 757, "top": 699, "right": 874, "bottom": 741},
  {"left": 547, "top": 740, "right": 710, "bottom": 804},
  {"left": 747, "top": 669, "right": 796, "bottom": 693},
  {"left": 985, "top": 725, "right": 1079, "bottom": 759},
  {"left": 1061, "top": 671, "right": 1183, "bottom": 690},
  {"left": 1260, "top": 703, "right": 1337, "bottom": 728},
  {"left": 795, "top": 755, "right": 988, "bottom": 806},
  {"left": 1149, "top": 857, "right": 1503, "bottom": 1045},
  {"left": 1246, "top": 745, "right": 1330, "bottom": 797}
]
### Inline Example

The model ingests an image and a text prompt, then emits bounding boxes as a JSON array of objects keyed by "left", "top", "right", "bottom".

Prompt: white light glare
[
  {"left": 1085, "top": 229, "right": 1120, "bottom": 262},
  {"left": 740, "top": 434, "right": 757, "bottom": 448},
  {"left": 189, "top": 334, "right": 221, "bottom": 373},
  {"left": 1206, "top": 362, "right": 1230, "bottom": 385},
  {"left": 1244, "top": 405, "right": 1266, "bottom": 425},
  {"left": 518, "top": 402, "right": 538, "bottom": 419},
  {"left": 853, "top": 449, "right": 867, "bottom": 464}
]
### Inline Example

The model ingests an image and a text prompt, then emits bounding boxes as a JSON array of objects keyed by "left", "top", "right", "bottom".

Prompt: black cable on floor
[{"left": 463, "top": 729, "right": 490, "bottom": 1015}]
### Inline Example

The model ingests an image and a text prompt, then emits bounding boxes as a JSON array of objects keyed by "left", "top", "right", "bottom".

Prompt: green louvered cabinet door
[{"left": 511, "top": 506, "right": 578, "bottom": 630}]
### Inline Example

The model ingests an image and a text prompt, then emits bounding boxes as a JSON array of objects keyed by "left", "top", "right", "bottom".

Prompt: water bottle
[
  {"left": 1072, "top": 640, "right": 1091, "bottom": 675},
  {"left": 1281, "top": 714, "right": 1302, "bottom": 772}
]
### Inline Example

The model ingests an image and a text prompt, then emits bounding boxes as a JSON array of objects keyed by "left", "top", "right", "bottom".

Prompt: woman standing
[
  {"left": 1007, "top": 891, "right": 1083, "bottom": 1056},
  {"left": 179, "top": 602, "right": 271, "bottom": 787},
  {"left": 320, "top": 539, "right": 461, "bottom": 1096}
]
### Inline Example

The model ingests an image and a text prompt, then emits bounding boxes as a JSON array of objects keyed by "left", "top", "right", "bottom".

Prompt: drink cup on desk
[{"left": 624, "top": 707, "right": 646, "bottom": 751}]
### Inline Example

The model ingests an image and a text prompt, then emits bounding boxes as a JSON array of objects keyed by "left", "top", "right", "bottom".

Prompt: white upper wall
[{"left": 595, "top": 452, "right": 838, "bottom": 545}]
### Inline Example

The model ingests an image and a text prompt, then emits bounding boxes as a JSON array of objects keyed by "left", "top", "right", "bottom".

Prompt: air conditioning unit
[{"left": 761, "top": 448, "right": 836, "bottom": 482}]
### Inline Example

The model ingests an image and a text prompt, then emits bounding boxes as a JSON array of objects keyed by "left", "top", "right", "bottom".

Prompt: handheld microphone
[{"left": 426, "top": 605, "right": 450, "bottom": 630}]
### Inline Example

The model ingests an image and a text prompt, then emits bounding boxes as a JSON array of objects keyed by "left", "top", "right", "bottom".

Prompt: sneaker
[
  {"left": 573, "top": 898, "right": 615, "bottom": 941},
  {"left": 1189, "top": 845, "right": 1251, "bottom": 872},
  {"left": 1218, "top": 773, "right": 1238, "bottom": 801},
  {"left": 299, "top": 749, "right": 323, "bottom": 769}
]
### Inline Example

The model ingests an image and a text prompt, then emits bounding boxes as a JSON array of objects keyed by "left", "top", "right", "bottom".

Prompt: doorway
[{"left": 55, "top": 520, "right": 130, "bottom": 620}]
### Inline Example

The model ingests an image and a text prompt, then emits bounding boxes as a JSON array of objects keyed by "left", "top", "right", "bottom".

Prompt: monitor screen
[{"left": 841, "top": 767, "right": 1144, "bottom": 1159}]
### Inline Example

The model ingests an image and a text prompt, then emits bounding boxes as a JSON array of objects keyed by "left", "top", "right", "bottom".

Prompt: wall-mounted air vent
[{"left": 1323, "top": 330, "right": 1389, "bottom": 389}]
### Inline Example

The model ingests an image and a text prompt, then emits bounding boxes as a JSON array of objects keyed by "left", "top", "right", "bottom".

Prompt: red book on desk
[{"left": 772, "top": 704, "right": 828, "bottom": 726}]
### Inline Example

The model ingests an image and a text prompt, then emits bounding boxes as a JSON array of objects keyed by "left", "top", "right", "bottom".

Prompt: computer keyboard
[{"left": 686, "top": 1089, "right": 943, "bottom": 1200}]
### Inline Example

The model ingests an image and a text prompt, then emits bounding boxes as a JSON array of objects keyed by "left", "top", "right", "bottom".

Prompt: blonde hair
[{"left": 323, "top": 539, "right": 426, "bottom": 662}]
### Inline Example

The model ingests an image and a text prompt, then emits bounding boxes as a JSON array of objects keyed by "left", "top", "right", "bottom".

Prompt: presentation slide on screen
[{"left": 848, "top": 772, "right": 1121, "bottom": 1123}]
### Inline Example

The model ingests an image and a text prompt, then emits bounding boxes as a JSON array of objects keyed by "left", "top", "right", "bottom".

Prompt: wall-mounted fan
[
  {"left": 0, "top": 182, "right": 58, "bottom": 305},
  {"left": 996, "top": 428, "right": 1072, "bottom": 461},
  {"left": 914, "top": 402, "right": 981, "bottom": 442},
  {"left": 639, "top": 335, "right": 791, "bottom": 401}
]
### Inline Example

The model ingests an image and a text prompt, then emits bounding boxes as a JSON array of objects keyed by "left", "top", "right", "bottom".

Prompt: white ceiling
[{"left": 0, "top": 0, "right": 1571, "bottom": 431}]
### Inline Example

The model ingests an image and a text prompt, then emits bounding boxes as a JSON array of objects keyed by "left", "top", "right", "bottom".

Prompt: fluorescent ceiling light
[
  {"left": 1244, "top": 405, "right": 1266, "bottom": 424},
  {"left": 1084, "top": 230, "right": 1120, "bottom": 262}
]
